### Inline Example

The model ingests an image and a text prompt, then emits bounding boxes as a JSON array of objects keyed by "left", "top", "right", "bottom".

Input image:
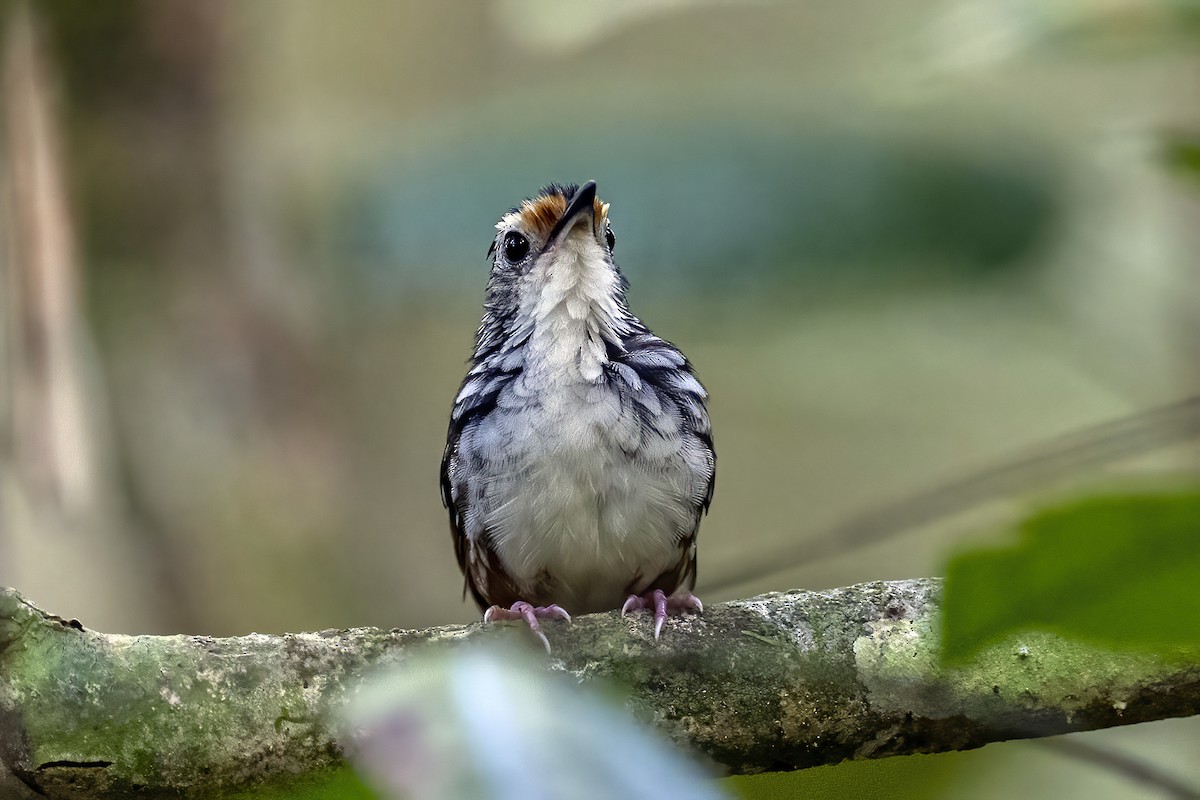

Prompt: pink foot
[
  {"left": 621, "top": 589, "right": 703, "bottom": 640},
  {"left": 483, "top": 601, "right": 571, "bottom": 652}
]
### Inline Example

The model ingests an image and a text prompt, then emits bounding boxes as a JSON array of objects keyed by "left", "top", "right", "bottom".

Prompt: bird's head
[
  {"left": 489, "top": 180, "right": 615, "bottom": 278},
  {"left": 480, "top": 181, "right": 629, "bottom": 364}
]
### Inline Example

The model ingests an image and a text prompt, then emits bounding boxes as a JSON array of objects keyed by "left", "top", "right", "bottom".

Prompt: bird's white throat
[{"left": 521, "top": 231, "right": 627, "bottom": 384}]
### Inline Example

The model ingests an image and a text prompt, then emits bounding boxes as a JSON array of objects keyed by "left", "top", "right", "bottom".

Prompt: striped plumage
[{"left": 440, "top": 181, "right": 715, "bottom": 640}]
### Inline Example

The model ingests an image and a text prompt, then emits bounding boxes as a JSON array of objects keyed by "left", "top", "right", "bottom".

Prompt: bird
[{"left": 439, "top": 180, "right": 716, "bottom": 650}]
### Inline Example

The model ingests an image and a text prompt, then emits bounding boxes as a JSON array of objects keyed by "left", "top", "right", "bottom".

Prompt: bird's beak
[{"left": 546, "top": 180, "right": 598, "bottom": 246}]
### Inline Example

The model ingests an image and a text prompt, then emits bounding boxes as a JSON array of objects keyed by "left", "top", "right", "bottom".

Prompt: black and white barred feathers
[{"left": 440, "top": 181, "right": 715, "bottom": 617}]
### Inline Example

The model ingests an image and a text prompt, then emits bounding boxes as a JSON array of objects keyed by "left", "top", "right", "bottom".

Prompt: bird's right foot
[
  {"left": 621, "top": 589, "right": 703, "bottom": 640},
  {"left": 483, "top": 601, "right": 572, "bottom": 652}
]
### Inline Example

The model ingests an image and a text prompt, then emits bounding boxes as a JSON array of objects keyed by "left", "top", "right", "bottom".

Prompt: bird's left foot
[{"left": 621, "top": 589, "right": 703, "bottom": 640}]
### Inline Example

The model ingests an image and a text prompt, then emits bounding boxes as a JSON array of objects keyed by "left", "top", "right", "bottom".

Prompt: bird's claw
[
  {"left": 621, "top": 589, "right": 703, "bottom": 640},
  {"left": 484, "top": 601, "right": 572, "bottom": 652}
]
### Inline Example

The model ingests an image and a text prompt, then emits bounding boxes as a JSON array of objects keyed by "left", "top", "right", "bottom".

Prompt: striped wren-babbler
[{"left": 440, "top": 181, "right": 715, "bottom": 649}]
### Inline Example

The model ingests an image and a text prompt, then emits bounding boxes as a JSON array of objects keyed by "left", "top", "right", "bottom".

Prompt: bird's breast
[{"left": 484, "top": 380, "right": 691, "bottom": 612}]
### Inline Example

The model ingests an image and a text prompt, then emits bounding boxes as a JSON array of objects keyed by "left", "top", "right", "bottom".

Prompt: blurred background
[{"left": 0, "top": 1, "right": 1196, "bottom": 797}]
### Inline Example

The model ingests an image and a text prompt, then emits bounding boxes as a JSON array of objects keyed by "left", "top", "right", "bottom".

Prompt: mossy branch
[{"left": 1, "top": 579, "right": 1197, "bottom": 799}]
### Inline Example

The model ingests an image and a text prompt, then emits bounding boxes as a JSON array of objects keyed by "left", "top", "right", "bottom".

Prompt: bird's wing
[
  {"left": 440, "top": 364, "right": 521, "bottom": 608},
  {"left": 613, "top": 331, "right": 716, "bottom": 590}
]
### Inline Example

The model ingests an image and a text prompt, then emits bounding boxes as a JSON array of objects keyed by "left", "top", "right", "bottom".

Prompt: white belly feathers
[{"left": 469, "top": 374, "right": 691, "bottom": 613}]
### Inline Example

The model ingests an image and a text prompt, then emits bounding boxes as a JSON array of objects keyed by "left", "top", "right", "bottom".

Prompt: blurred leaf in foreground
[
  {"left": 941, "top": 490, "right": 1200, "bottom": 664},
  {"left": 1163, "top": 132, "right": 1200, "bottom": 185},
  {"left": 341, "top": 647, "right": 729, "bottom": 800},
  {"left": 727, "top": 748, "right": 961, "bottom": 800},
  {"left": 228, "top": 767, "right": 379, "bottom": 800}
]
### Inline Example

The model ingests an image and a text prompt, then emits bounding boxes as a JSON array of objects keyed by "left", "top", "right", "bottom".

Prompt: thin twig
[
  {"left": 707, "top": 396, "right": 1200, "bottom": 593},
  {"left": 1041, "top": 736, "right": 1200, "bottom": 800}
]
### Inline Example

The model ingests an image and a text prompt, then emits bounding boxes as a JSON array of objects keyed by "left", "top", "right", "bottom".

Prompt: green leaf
[
  {"left": 941, "top": 490, "right": 1200, "bottom": 664},
  {"left": 1163, "top": 133, "right": 1200, "bottom": 184},
  {"left": 726, "top": 751, "right": 962, "bottom": 800},
  {"left": 227, "top": 766, "right": 379, "bottom": 800}
]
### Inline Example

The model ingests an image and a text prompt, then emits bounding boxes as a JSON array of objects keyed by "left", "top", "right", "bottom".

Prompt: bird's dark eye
[
  {"left": 502, "top": 232, "right": 530, "bottom": 263},
  {"left": 604, "top": 227, "right": 616, "bottom": 252}
]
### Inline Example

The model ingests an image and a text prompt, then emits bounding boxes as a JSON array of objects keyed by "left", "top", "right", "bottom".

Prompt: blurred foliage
[
  {"left": 727, "top": 750, "right": 960, "bottom": 800},
  {"left": 22, "top": 0, "right": 152, "bottom": 107},
  {"left": 1163, "top": 131, "right": 1200, "bottom": 186},
  {"left": 941, "top": 490, "right": 1200, "bottom": 664},
  {"left": 5, "top": 0, "right": 225, "bottom": 266},
  {"left": 227, "top": 767, "right": 377, "bottom": 800},
  {"left": 343, "top": 128, "right": 1059, "bottom": 295},
  {"left": 339, "top": 648, "right": 729, "bottom": 800}
]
